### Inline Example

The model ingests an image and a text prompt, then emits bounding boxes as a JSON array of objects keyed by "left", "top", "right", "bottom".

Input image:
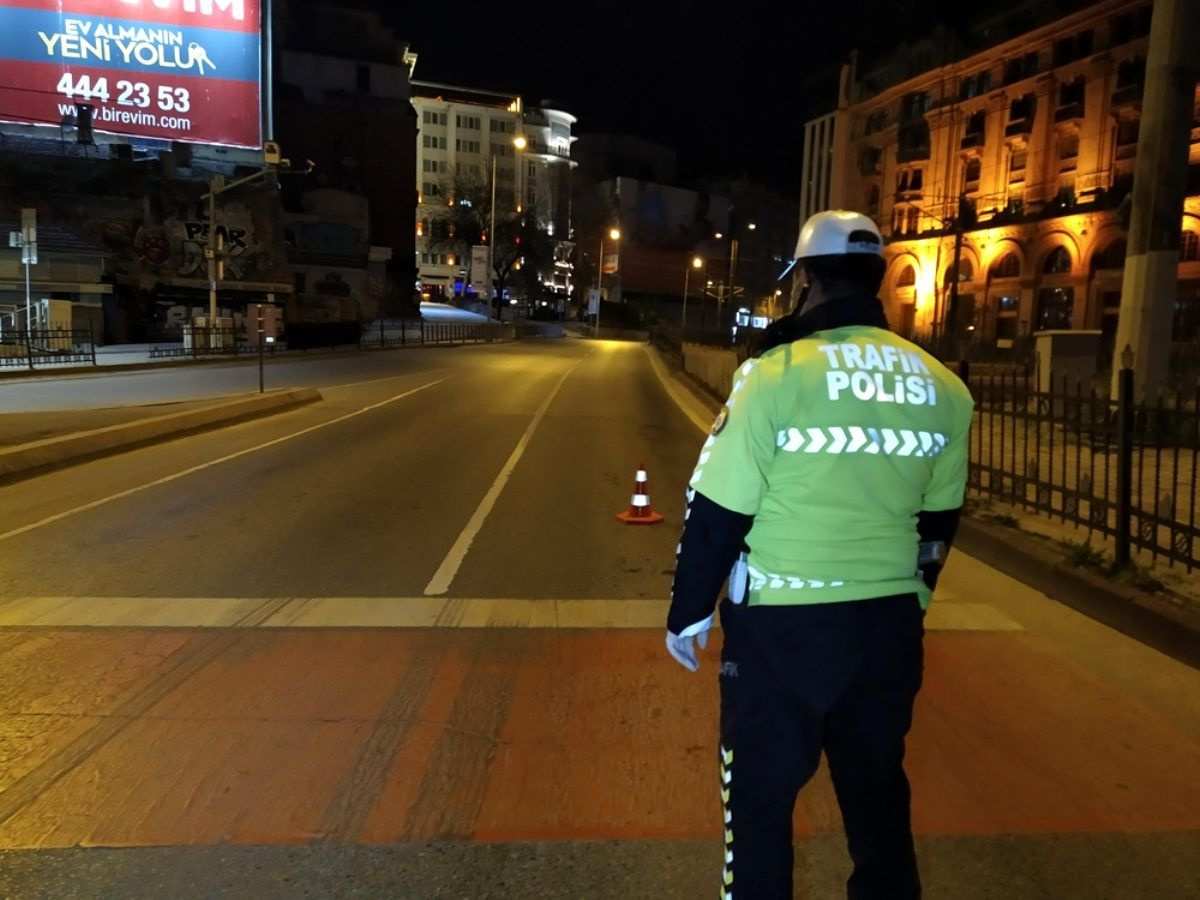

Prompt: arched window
[
  {"left": 945, "top": 259, "right": 974, "bottom": 285},
  {"left": 990, "top": 252, "right": 1021, "bottom": 279},
  {"left": 897, "top": 264, "right": 917, "bottom": 287},
  {"left": 1091, "top": 240, "right": 1127, "bottom": 271},
  {"left": 1182, "top": 231, "right": 1200, "bottom": 263},
  {"left": 1043, "top": 246, "right": 1072, "bottom": 274}
]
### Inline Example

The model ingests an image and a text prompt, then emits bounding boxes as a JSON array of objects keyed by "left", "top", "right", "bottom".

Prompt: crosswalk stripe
[{"left": 0, "top": 596, "right": 1021, "bottom": 631}]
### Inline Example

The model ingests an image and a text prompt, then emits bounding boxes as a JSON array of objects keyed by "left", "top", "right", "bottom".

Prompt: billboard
[{"left": 0, "top": 0, "right": 262, "bottom": 147}]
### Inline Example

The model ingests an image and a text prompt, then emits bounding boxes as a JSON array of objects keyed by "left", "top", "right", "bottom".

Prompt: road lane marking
[
  {"left": 0, "top": 596, "right": 1021, "bottom": 631},
  {"left": 0, "top": 378, "right": 450, "bottom": 545},
  {"left": 423, "top": 360, "right": 583, "bottom": 596},
  {"left": 644, "top": 344, "right": 712, "bottom": 435}
]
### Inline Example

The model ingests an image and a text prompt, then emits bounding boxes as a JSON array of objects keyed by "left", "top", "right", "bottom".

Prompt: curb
[
  {"left": 956, "top": 516, "right": 1200, "bottom": 669},
  {"left": 0, "top": 388, "right": 322, "bottom": 483}
]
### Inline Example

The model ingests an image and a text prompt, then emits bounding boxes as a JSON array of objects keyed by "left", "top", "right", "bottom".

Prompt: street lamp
[
  {"left": 682, "top": 255, "right": 703, "bottom": 339},
  {"left": 486, "top": 134, "right": 529, "bottom": 319},
  {"left": 513, "top": 134, "right": 527, "bottom": 214},
  {"left": 595, "top": 227, "right": 619, "bottom": 337}
]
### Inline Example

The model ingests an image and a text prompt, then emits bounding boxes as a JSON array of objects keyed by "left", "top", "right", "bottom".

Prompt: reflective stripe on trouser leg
[{"left": 720, "top": 744, "right": 733, "bottom": 899}]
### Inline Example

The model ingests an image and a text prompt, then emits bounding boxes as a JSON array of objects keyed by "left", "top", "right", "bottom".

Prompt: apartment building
[{"left": 410, "top": 82, "right": 575, "bottom": 305}]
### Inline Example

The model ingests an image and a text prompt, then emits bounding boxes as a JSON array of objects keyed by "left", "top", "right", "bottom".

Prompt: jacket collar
[{"left": 792, "top": 292, "right": 889, "bottom": 339}]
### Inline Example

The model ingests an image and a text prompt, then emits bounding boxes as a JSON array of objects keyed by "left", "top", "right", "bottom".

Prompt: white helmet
[{"left": 793, "top": 210, "right": 883, "bottom": 260}]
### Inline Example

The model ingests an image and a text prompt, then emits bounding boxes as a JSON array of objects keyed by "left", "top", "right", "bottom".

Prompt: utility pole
[
  {"left": 1110, "top": 0, "right": 1200, "bottom": 397},
  {"left": 946, "top": 194, "right": 969, "bottom": 358}
]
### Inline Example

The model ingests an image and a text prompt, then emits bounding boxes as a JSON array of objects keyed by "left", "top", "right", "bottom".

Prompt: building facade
[
  {"left": 804, "top": 0, "right": 1200, "bottom": 351},
  {"left": 410, "top": 82, "right": 576, "bottom": 309}
]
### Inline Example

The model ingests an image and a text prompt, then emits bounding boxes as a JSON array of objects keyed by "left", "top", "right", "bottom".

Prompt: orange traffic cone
[{"left": 617, "top": 462, "right": 664, "bottom": 524}]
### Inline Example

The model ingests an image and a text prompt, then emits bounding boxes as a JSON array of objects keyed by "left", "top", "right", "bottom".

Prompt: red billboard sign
[{"left": 0, "top": 0, "right": 262, "bottom": 148}]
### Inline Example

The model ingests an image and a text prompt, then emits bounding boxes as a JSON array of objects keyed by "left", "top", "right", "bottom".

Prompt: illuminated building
[
  {"left": 410, "top": 82, "right": 576, "bottom": 307},
  {"left": 804, "top": 0, "right": 1200, "bottom": 350}
]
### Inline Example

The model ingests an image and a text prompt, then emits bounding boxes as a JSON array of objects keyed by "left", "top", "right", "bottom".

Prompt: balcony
[
  {"left": 1111, "top": 84, "right": 1143, "bottom": 108},
  {"left": 896, "top": 143, "right": 931, "bottom": 163},
  {"left": 960, "top": 132, "right": 985, "bottom": 150},
  {"left": 1054, "top": 102, "right": 1084, "bottom": 123},
  {"left": 1005, "top": 118, "right": 1031, "bottom": 138}
]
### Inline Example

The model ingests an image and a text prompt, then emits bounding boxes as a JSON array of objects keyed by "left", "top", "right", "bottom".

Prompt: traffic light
[{"left": 75, "top": 103, "right": 94, "bottom": 145}]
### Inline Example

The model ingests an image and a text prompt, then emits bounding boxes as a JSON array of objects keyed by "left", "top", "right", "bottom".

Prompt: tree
[{"left": 425, "top": 171, "right": 555, "bottom": 318}]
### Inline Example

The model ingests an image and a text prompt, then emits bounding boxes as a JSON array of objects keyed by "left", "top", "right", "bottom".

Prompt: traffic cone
[{"left": 617, "top": 462, "right": 664, "bottom": 524}]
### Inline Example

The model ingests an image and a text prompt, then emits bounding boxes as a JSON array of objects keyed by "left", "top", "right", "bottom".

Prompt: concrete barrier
[
  {"left": 683, "top": 343, "right": 739, "bottom": 399},
  {"left": 0, "top": 388, "right": 321, "bottom": 481}
]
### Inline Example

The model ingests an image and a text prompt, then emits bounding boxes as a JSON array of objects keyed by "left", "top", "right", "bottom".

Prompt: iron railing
[
  {"left": 966, "top": 365, "right": 1200, "bottom": 570},
  {"left": 362, "top": 319, "right": 516, "bottom": 347},
  {"left": 0, "top": 329, "right": 96, "bottom": 369}
]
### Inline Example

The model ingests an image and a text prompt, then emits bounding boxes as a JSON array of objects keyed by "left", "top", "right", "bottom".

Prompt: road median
[{"left": 0, "top": 388, "right": 322, "bottom": 482}]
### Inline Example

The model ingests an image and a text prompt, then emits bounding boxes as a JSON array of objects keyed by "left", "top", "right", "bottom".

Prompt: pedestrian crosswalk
[{"left": 0, "top": 593, "right": 1021, "bottom": 631}]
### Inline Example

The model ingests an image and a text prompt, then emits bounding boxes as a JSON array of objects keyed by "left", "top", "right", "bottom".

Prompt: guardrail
[
  {"left": 362, "top": 320, "right": 516, "bottom": 347},
  {"left": 0, "top": 329, "right": 96, "bottom": 369}
]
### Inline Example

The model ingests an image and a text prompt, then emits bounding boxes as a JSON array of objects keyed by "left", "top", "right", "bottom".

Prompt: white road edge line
[
  {"left": 424, "top": 359, "right": 583, "bottom": 596},
  {"left": 643, "top": 344, "right": 712, "bottom": 435},
  {"left": 0, "top": 377, "right": 451, "bottom": 545}
]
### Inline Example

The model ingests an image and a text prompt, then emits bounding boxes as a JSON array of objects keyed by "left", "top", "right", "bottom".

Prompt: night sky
[{"left": 378, "top": 0, "right": 996, "bottom": 197}]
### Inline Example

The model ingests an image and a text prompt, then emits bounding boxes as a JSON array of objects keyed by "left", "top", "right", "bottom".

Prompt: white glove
[
  {"left": 666, "top": 614, "right": 714, "bottom": 672},
  {"left": 729, "top": 552, "right": 749, "bottom": 605}
]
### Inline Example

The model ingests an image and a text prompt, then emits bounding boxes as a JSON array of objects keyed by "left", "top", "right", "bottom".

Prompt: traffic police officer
[{"left": 666, "top": 210, "right": 973, "bottom": 899}]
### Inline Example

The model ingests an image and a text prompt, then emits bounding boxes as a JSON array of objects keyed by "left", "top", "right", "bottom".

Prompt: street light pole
[
  {"left": 596, "top": 228, "right": 619, "bottom": 337},
  {"left": 682, "top": 255, "right": 702, "bottom": 339},
  {"left": 488, "top": 154, "right": 497, "bottom": 318}
]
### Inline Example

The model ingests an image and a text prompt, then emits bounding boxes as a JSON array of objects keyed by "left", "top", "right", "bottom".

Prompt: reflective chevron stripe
[
  {"left": 720, "top": 744, "right": 734, "bottom": 899},
  {"left": 775, "top": 426, "right": 948, "bottom": 458},
  {"left": 748, "top": 564, "right": 846, "bottom": 592}
]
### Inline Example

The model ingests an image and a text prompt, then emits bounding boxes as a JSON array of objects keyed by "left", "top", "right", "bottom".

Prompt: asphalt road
[{"left": 0, "top": 339, "right": 1198, "bottom": 898}]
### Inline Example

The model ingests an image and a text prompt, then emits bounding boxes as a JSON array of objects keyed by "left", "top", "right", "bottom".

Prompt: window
[
  {"left": 960, "top": 71, "right": 992, "bottom": 100},
  {"left": 902, "top": 91, "right": 931, "bottom": 120},
  {"left": 866, "top": 185, "right": 881, "bottom": 216},
  {"left": 422, "top": 159, "right": 445, "bottom": 173},
  {"left": 422, "top": 135, "right": 447, "bottom": 150},
  {"left": 1043, "top": 246, "right": 1072, "bottom": 274},
  {"left": 991, "top": 253, "right": 1021, "bottom": 279},
  {"left": 489, "top": 119, "right": 513, "bottom": 133},
  {"left": 962, "top": 111, "right": 986, "bottom": 147},
  {"left": 910, "top": 169, "right": 923, "bottom": 191},
  {"left": 1058, "top": 78, "right": 1085, "bottom": 111},
  {"left": 1116, "top": 118, "right": 1140, "bottom": 147},
  {"left": 963, "top": 157, "right": 982, "bottom": 192},
  {"left": 1116, "top": 57, "right": 1146, "bottom": 90},
  {"left": 1009, "top": 94, "right": 1034, "bottom": 124},
  {"left": 906, "top": 207, "right": 920, "bottom": 235},
  {"left": 1037, "top": 288, "right": 1074, "bottom": 330},
  {"left": 356, "top": 64, "right": 371, "bottom": 93},
  {"left": 1112, "top": 6, "right": 1153, "bottom": 45},
  {"left": 456, "top": 139, "right": 481, "bottom": 153},
  {"left": 422, "top": 181, "right": 441, "bottom": 198},
  {"left": 1009, "top": 149, "right": 1028, "bottom": 177},
  {"left": 865, "top": 110, "right": 888, "bottom": 135},
  {"left": 1054, "top": 30, "right": 1093, "bottom": 67},
  {"left": 490, "top": 142, "right": 513, "bottom": 157},
  {"left": 897, "top": 264, "right": 917, "bottom": 287},
  {"left": 1058, "top": 133, "right": 1079, "bottom": 171},
  {"left": 455, "top": 115, "right": 480, "bottom": 130},
  {"left": 422, "top": 110, "right": 447, "bottom": 126},
  {"left": 1091, "top": 240, "right": 1127, "bottom": 271},
  {"left": 1182, "top": 232, "right": 1200, "bottom": 263}
]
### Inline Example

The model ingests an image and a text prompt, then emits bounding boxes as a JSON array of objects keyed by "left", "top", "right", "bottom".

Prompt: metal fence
[
  {"left": 0, "top": 329, "right": 96, "bottom": 369},
  {"left": 149, "top": 327, "right": 243, "bottom": 358},
  {"left": 362, "top": 319, "right": 516, "bottom": 347},
  {"left": 966, "top": 364, "right": 1200, "bottom": 570}
]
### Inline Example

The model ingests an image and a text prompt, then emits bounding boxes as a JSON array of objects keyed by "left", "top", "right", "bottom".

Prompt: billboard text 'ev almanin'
[{"left": 0, "top": 0, "right": 262, "bottom": 148}]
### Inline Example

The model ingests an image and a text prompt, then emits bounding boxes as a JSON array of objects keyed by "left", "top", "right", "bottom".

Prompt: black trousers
[{"left": 718, "top": 593, "right": 925, "bottom": 900}]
